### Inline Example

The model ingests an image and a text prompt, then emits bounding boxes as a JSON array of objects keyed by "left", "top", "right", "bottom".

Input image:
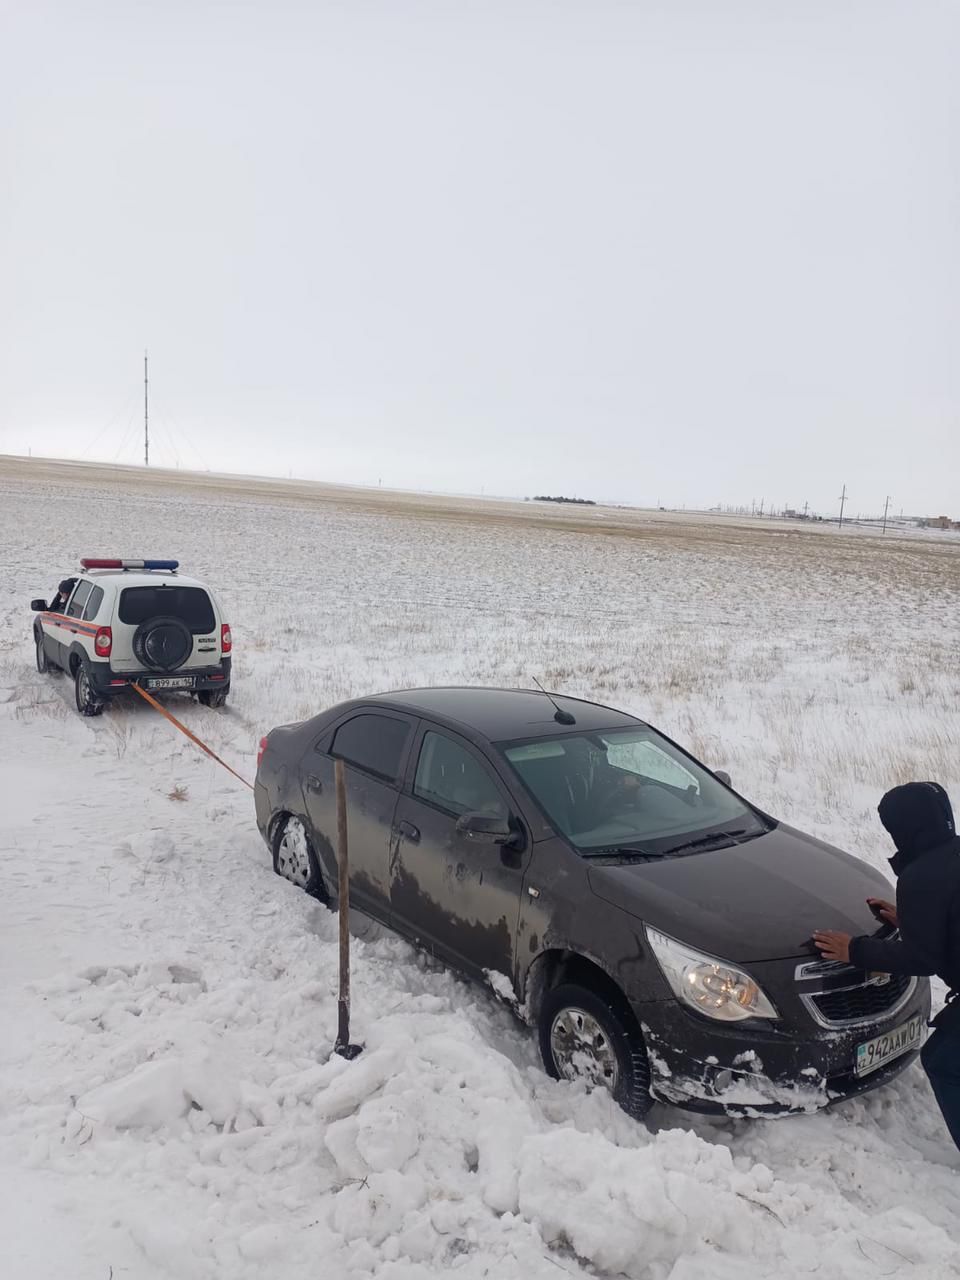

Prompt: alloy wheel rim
[
  {"left": 79, "top": 670, "right": 90, "bottom": 706},
  {"left": 550, "top": 1007, "right": 620, "bottom": 1092},
  {"left": 277, "top": 821, "right": 311, "bottom": 887}
]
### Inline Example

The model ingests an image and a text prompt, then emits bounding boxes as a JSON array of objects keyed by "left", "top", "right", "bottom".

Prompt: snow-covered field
[{"left": 2, "top": 461, "right": 960, "bottom": 1280}]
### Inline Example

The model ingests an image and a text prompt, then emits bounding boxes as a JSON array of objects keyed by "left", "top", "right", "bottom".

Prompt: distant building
[{"left": 920, "top": 515, "right": 960, "bottom": 530}]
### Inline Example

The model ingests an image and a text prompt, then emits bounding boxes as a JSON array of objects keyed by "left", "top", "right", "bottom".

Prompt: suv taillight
[
  {"left": 257, "top": 736, "right": 268, "bottom": 770},
  {"left": 221, "top": 623, "right": 232, "bottom": 654},
  {"left": 94, "top": 626, "right": 112, "bottom": 657}
]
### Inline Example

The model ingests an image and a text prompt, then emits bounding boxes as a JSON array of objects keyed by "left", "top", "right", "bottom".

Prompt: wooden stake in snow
[{"left": 334, "top": 758, "right": 362, "bottom": 1060}]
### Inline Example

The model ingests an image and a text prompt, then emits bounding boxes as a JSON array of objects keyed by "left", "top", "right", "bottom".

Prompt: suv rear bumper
[{"left": 86, "top": 657, "right": 231, "bottom": 698}]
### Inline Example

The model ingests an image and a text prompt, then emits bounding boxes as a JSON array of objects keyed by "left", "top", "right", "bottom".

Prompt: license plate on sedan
[
  {"left": 855, "top": 1015, "right": 925, "bottom": 1077},
  {"left": 145, "top": 676, "right": 196, "bottom": 690}
]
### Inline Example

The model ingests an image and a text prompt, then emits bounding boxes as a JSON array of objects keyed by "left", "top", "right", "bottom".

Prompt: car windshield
[{"left": 501, "top": 727, "right": 768, "bottom": 856}]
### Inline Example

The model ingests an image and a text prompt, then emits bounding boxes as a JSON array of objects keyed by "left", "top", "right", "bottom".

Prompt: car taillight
[
  {"left": 94, "top": 627, "right": 112, "bottom": 657},
  {"left": 257, "top": 736, "right": 268, "bottom": 770},
  {"left": 221, "top": 623, "right": 232, "bottom": 654}
]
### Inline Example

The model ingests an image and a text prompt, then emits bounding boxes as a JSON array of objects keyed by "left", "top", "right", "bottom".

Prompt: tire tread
[{"left": 539, "top": 981, "right": 652, "bottom": 1119}]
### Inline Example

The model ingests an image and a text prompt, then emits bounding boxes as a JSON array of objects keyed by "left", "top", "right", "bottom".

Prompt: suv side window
[
  {"left": 414, "top": 731, "right": 507, "bottom": 818},
  {"left": 82, "top": 585, "right": 104, "bottom": 622},
  {"left": 330, "top": 714, "right": 411, "bottom": 782},
  {"left": 67, "top": 581, "right": 93, "bottom": 619}
]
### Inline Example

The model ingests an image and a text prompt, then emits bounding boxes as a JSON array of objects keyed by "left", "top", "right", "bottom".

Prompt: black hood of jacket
[{"left": 879, "top": 782, "right": 957, "bottom": 874}]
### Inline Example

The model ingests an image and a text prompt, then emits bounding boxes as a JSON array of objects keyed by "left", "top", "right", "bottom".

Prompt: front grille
[{"left": 811, "top": 973, "right": 912, "bottom": 1025}]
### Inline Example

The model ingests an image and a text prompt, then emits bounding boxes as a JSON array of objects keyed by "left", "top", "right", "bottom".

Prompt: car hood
[{"left": 587, "top": 822, "right": 893, "bottom": 963}]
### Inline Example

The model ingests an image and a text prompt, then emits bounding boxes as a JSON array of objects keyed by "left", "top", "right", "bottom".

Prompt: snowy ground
[{"left": 2, "top": 461, "right": 960, "bottom": 1280}]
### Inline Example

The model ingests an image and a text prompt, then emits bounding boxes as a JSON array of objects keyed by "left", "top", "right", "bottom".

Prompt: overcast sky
[{"left": 2, "top": 1, "right": 958, "bottom": 515}]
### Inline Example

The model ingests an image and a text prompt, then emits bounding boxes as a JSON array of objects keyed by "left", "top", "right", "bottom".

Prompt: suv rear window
[{"left": 118, "top": 586, "right": 216, "bottom": 634}]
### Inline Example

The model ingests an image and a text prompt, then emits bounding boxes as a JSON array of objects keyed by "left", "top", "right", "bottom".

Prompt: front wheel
[
  {"left": 35, "top": 630, "right": 49, "bottom": 674},
  {"left": 539, "top": 982, "right": 652, "bottom": 1119},
  {"left": 273, "top": 816, "right": 325, "bottom": 899},
  {"left": 74, "top": 664, "right": 104, "bottom": 717},
  {"left": 198, "top": 685, "right": 229, "bottom": 708}
]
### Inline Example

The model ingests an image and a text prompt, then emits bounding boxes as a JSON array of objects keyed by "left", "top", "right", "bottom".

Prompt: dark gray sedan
[{"left": 255, "top": 687, "right": 928, "bottom": 1118}]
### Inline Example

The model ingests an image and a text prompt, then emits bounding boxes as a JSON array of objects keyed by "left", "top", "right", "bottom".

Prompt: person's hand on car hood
[{"left": 813, "top": 930, "right": 852, "bottom": 963}]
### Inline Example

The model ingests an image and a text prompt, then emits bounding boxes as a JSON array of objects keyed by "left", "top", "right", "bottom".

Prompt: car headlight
[{"left": 646, "top": 927, "right": 779, "bottom": 1022}]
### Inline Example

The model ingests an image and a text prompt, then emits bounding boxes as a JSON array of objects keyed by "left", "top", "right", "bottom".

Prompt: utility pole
[
  {"left": 838, "top": 483, "right": 847, "bottom": 529},
  {"left": 882, "top": 494, "right": 892, "bottom": 535},
  {"left": 759, "top": 497, "right": 764, "bottom": 517},
  {"left": 803, "top": 500, "right": 809, "bottom": 519},
  {"left": 144, "top": 350, "right": 149, "bottom": 467}
]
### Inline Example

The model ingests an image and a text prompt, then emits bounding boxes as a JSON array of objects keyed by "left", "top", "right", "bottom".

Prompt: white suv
[{"left": 32, "top": 559, "right": 232, "bottom": 716}]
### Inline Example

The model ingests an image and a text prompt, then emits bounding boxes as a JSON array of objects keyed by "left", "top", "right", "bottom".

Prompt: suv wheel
[
  {"left": 538, "top": 982, "right": 653, "bottom": 1119},
  {"left": 35, "top": 631, "right": 49, "bottom": 674},
  {"left": 198, "top": 685, "right": 229, "bottom": 708},
  {"left": 273, "top": 816, "right": 325, "bottom": 899},
  {"left": 74, "top": 664, "right": 105, "bottom": 717}
]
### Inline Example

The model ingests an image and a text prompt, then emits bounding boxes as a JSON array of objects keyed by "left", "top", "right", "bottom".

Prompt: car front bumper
[
  {"left": 86, "top": 658, "right": 232, "bottom": 698},
  {"left": 639, "top": 977, "right": 931, "bottom": 1116}
]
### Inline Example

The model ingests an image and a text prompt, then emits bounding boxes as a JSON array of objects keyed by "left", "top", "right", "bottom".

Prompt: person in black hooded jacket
[{"left": 814, "top": 782, "right": 960, "bottom": 1151}]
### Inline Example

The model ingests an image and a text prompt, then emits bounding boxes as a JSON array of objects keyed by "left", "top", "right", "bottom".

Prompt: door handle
[
  {"left": 398, "top": 820, "right": 420, "bottom": 843},
  {"left": 305, "top": 775, "right": 323, "bottom": 794}
]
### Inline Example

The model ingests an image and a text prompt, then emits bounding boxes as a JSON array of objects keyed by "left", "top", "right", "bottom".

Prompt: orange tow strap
[{"left": 131, "top": 683, "right": 254, "bottom": 790}]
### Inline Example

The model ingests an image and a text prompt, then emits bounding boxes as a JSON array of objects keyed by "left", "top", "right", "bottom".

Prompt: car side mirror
[
  {"left": 455, "top": 812, "right": 522, "bottom": 849},
  {"left": 714, "top": 769, "right": 732, "bottom": 788},
  {"left": 31, "top": 599, "right": 48, "bottom": 612}
]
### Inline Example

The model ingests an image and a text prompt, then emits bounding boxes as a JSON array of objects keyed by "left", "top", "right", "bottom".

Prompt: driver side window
[{"left": 414, "top": 732, "right": 507, "bottom": 819}]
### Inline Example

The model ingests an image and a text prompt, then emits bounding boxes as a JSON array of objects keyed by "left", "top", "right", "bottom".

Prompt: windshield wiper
[
  {"left": 659, "top": 828, "right": 752, "bottom": 856},
  {"left": 584, "top": 845, "right": 661, "bottom": 861},
  {"left": 586, "top": 827, "right": 764, "bottom": 862}
]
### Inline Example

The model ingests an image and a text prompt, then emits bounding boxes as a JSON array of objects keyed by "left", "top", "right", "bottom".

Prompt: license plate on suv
[
  {"left": 855, "top": 1015, "right": 925, "bottom": 1076},
  {"left": 145, "top": 676, "right": 196, "bottom": 690}
]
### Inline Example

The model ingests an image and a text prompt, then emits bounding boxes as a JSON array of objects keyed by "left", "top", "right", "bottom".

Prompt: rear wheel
[
  {"left": 74, "top": 664, "right": 104, "bottom": 717},
  {"left": 198, "top": 685, "right": 229, "bottom": 708},
  {"left": 273, "top": 816, "right": 325, "bottom": 899},
  {"left": 35, "top": 630, "right": 49, "bottom": 674},
  {"left": 539, "top": 982, "right": 652, "bottom": 1119}
]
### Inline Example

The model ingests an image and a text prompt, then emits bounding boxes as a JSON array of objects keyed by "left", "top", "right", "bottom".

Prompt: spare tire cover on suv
[{"left": 133, "top": 615, "right": 193, "bottom": 671}]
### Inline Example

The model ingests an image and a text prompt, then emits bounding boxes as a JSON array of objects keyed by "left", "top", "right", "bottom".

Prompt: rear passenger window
[
  {"left": 331, "top": 714, "right": 411, "bottom": 782},
  {"left": 82, "top": 585, "right": 104, "bottom": 622},
  {"left": 66, "top": 581, "right": 92, "bottom": 618},
  {"left": 119, "top": 586, "right": 215, "bottom": 634}
]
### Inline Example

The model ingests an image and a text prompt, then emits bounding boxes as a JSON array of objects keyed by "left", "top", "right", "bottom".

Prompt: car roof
[
  {"left": 80, "top": 570, "right": 209, "bottom": 591},
  {"left": 365, "top": 686, "right": 643, "bottom": 740}
]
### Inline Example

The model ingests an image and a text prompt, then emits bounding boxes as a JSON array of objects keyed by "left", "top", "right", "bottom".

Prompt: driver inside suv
[{"left": 46, "top": 577, "right": 77, "bottom": 614}]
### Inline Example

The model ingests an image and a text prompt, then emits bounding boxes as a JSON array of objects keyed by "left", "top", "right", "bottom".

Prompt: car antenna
[{"left": 532, "top": 676, "right": 576, "bottom": 725}]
